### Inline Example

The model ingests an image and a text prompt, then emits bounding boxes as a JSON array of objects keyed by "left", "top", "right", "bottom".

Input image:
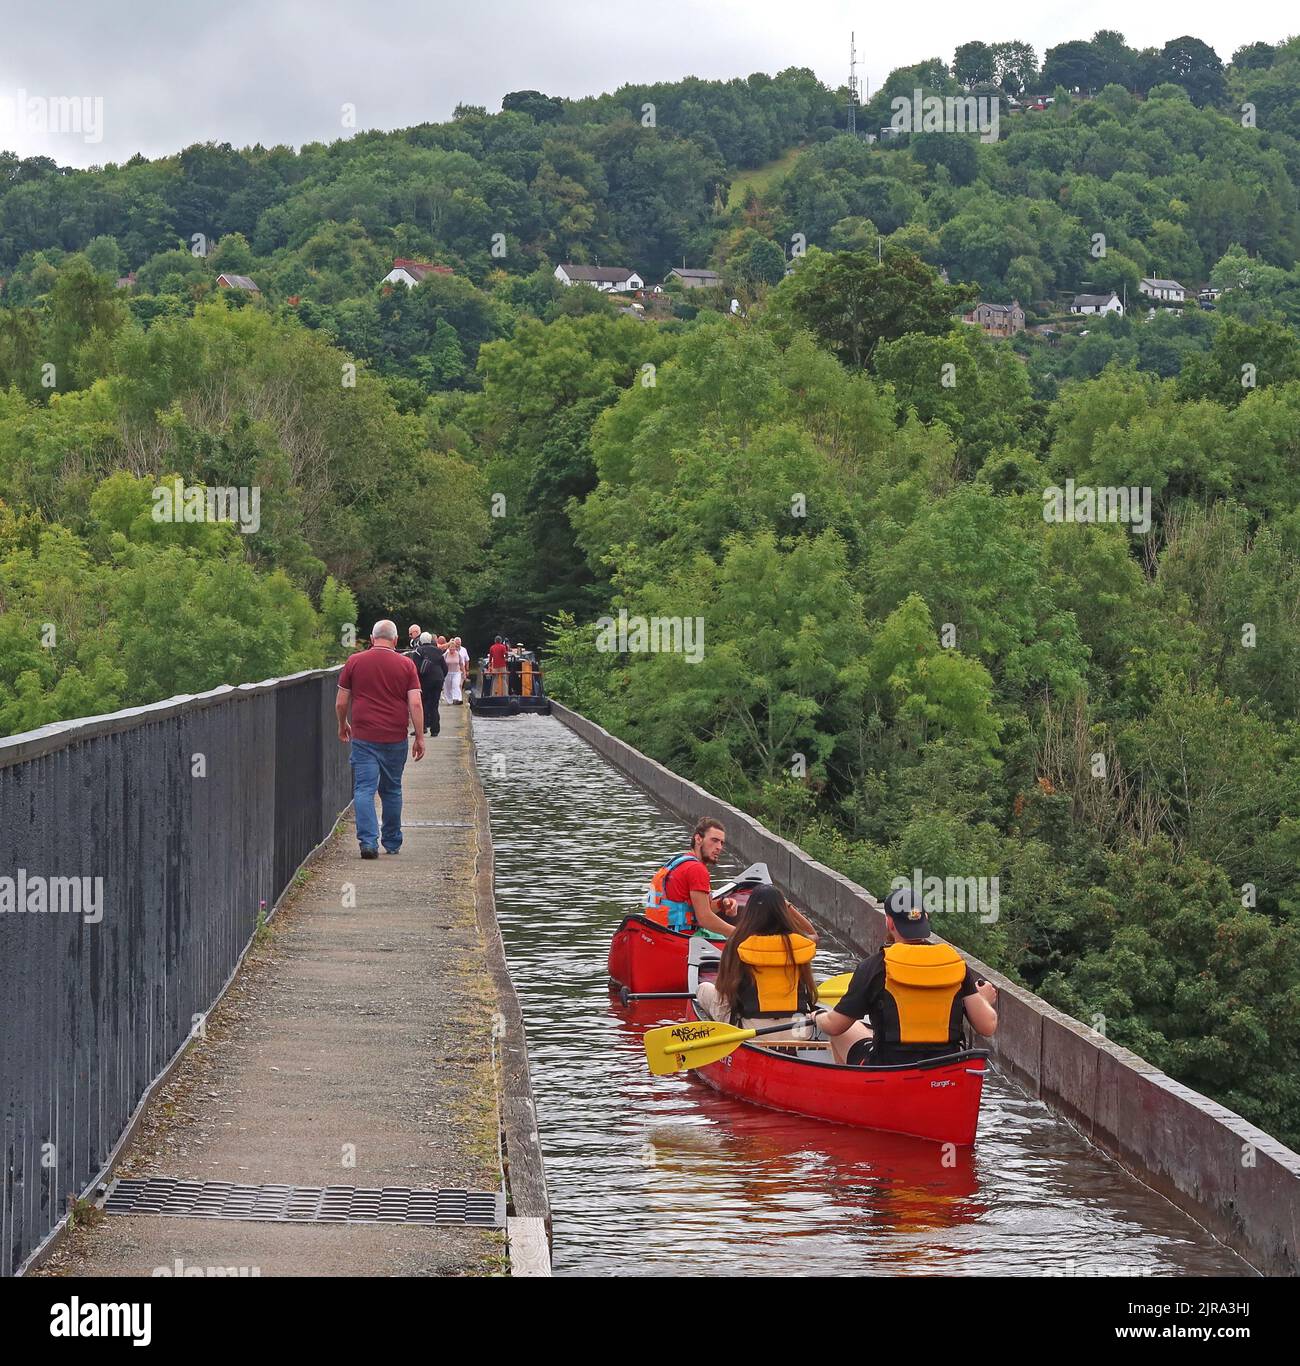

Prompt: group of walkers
[
  {"left": 335, "top": 619, "right": 473, "bottom": 859},
  {"left": 399, "top": 625, "right": 470, "bottom": 726},
  {"left": 648, "top": 817, "right": 999, "bottom": 1068}
]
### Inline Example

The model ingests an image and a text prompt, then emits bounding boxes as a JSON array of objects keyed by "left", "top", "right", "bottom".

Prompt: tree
[
  {"left": 1041, "top": 40, "right": 1101, "bottom": 94},
  {"left": 728, "top": 229, "right": 786, "bottom": 285},
  {"left": 767, "top": 248, "right": 977, "bottom": 371},
  {"left": 910, "top": 130, "right": 979, "bottom": 187},
  {"left": 1089, "top": 31, "right": 1138, "bottom": 90},
  {"left": 501, "top": 90, "right": 565, "bottom": 122},
  {"left": 83, "top": 235, "right": 125, "bottom": 278},
  {"left": 873, "top": 326, "right": 1038, "bottom": 469},
  {"left": 1177, "top": 318, "right": 1300, "bottom": 405},
  {"left": 1158, "top": 36, "right": 1228, "bottom": 107},
  {"left": 866, "top": 483, "right": 1088, "bottom": 698},
  {"left": 45, "top": 256, "right": 129, "bottom": 390},
  {"left": 953, "top": 42, "right": 996, "bottom": 89},
  {"left": 608, "top": 530, "right": 874, "bottom": 800},
  {"left": 990, "top": 41, "right": 1038, "bottom": 96},
  {"left": 1231, "top": 42, "right": 1276, "bottom": 72}
]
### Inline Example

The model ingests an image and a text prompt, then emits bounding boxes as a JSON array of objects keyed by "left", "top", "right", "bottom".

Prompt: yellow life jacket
[
  {"left": 736, "top": 933, "right": 817, "bottom": 1016},
  {"left": 521, "top": 658, "right": 534, "bottom": 694},
  {"left": 882, "top": 942, "right": 967, "bottom": 1045}
]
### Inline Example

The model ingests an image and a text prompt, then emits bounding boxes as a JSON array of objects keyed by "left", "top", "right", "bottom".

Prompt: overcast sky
[{"left": 1, "top": 0, "right": 1295, "bottom": 168}]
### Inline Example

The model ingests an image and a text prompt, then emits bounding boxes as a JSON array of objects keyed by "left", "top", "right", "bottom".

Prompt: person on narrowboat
[
  {"left": 486, "top": 636, "right": 510, "bottom": 697},
  {"left": 696, "top": 884, "right": 819, "bottom": 1040},
  {"left": 815, "top": 888, "right": 999, "bottom": 1065},
  {"left": 643, "top": 817, "right": 741, "bottom": 937}
]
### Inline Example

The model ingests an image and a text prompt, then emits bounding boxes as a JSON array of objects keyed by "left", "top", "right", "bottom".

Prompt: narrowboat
[{"left": 470, "top": 648, "right": 551, "bottom": 716}]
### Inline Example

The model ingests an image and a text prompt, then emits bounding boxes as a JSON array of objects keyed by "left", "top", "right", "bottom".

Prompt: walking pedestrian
[
  {"left": 416, "top": 631, "right": 446, "bottom": 736},
  {"left": 403, "top": 623, "right": 422, "bottom": 655},
  {"left": 444, "top": 635, "right": 470, "bottom": 705},
  {"left": 455, "top": 637, "right": 470, "bottom": 703},
  {"left": 442, "top": 636, "right": 461, "bottom": 705},
  {"left": 336, "top": 620, "right": 425, "bottom": 859}
]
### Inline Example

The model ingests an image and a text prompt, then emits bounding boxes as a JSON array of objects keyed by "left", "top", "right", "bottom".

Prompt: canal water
[{"left": 474, "top": 714, "right": 1251, "bottom": 1277}]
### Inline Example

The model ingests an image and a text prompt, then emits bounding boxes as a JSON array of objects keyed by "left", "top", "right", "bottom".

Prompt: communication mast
[{"left": 847, "top": 31, "right": 859, "bottom": 136}]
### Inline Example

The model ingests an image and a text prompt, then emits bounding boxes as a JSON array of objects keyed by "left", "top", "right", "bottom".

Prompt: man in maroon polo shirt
[{"left": 336, "top": 619, "right": 425, "bottom": 859}]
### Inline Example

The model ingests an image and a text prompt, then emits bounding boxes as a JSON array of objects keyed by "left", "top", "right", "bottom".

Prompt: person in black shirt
[
  {"left": 816, "top": 887, "right": 999, "bottom": 1065},
  {"left": 413, "top": 632, "right": 446, "bottom": 736}
]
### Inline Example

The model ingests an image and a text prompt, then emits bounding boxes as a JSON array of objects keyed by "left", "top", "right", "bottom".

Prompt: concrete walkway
[{"left": 40, "top": 702, "right": 505, "bottom": 1277}]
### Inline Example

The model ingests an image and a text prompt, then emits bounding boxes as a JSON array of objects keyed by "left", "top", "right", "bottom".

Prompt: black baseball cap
[{"left": 885, "top": 887, "right": 931, "bottom": 941}]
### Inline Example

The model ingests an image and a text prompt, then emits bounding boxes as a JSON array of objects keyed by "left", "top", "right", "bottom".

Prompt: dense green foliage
[{"left": 3, "top": 35, "right": 1300, "bottom": 1144}]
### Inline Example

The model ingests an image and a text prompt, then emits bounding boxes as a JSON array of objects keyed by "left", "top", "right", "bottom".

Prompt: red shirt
[
  {"left": 664, "top": 856, "right": 711, "bottom": 907},
  {"left": 488, "top": 643, "right": 509, "bottom": 670},
  {"left": 338, "top": 648, "right": 420, "bottom": 743}
]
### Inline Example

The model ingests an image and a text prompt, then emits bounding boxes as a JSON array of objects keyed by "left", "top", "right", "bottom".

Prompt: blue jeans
[{"left": 349, "top": 738, "right": 408, "bottom": 852}]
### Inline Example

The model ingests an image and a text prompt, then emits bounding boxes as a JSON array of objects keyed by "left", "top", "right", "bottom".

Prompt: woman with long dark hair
[{"left": 696, "top": 884, "right": 819, "bottom": 1039}]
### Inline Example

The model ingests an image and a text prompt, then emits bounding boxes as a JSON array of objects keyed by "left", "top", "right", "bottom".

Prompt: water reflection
[{"left": 475, "top": 715, "right": 1250, "bottom": 1277}]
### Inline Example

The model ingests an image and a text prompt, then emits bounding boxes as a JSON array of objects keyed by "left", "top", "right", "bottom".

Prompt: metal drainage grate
[
  {"left": 403, "top": 820, "right": 474, "bottom": 828},
  {"left": 104, "top": 1178, "right": 504, "bottom": 1228}
]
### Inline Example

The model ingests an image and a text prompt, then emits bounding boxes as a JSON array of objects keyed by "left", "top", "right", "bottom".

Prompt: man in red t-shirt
[
  {"left": 487, "top": 637, "right": 509, "bottom": 696},
  {"left": 336, "top": 620, "right": 425, "bottom": 859},
  {"left": 663, "top": 817, "right": 740, "bottom": 936}
]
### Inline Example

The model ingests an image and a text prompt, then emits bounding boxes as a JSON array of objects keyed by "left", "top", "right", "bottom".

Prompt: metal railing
[{"left": 0, "top": 669, "right": 351, "bottom": 1275}]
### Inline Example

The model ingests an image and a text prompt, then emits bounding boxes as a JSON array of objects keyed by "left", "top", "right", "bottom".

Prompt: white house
[
  {"left": 555, "top": 263, "right": 643, "bottom": 293},
  {"left": 383, "top": 258, "right": 453, "bottom": 288},
  {"left": 1070, "top": 291, "right": 1124, "bottom": 317},
  {"left": 1139, "top": 277, "right": 1185, "bottom": 305}
]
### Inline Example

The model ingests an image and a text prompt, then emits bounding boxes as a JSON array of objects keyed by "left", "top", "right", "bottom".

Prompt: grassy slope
[{"left": 726, "top": 146, "right": 805, "bottom": 211}]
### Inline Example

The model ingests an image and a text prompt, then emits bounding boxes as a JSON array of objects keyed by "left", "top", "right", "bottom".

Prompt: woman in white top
[
  {"left": 443, "top": 637, "right": 460, "bottom": 704},
  {"left": 452, "top": 637, "right": 469, "bottom": 704}
]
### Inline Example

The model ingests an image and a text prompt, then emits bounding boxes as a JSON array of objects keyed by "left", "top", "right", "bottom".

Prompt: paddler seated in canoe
[
  {"left": 696, "top": 884, "right": 820, "bottom": 1040},
  {"left": 815, "top": 888, "right": 998, "bottom": 1065},
  {"left": 643, "top": 817, "right": 743, "bottom": 937}
]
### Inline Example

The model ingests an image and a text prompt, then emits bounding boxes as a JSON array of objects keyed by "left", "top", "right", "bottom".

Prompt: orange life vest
[
  {"left": 643, "top": 855, "right": 700, "bottom": 931},
  {"left": 880, "top": 942, "right": 967, "bottom": 1048},
  {"left": 735, "top": 933, "right": 817, "bottom": 1017}
]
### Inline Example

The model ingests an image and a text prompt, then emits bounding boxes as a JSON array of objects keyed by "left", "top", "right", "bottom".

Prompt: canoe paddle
[
  {"left": 644, "top": 1016, "right": 824, "bottom": 1075},
  {"left": 622, "top": 971, "right": 854, "bottom": 1008}
]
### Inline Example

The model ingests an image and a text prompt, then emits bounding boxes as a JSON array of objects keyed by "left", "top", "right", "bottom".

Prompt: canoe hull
[
  {"left": 607, "top": 864, "right": 767, "bottom": 993},
  {"left": 689, "top": 1005, "right": 988, "bottom": 1145},
  {"left": 607, "top": 915, "right": 692, "bottom": 994}
]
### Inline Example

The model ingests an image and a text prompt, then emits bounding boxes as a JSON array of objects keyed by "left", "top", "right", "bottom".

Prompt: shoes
[
  {"left": 360, "top": 847, "right": 378, "bottom": 860},
  {"left": 383, "top": 848, "right": 401, "bottom": 856}
]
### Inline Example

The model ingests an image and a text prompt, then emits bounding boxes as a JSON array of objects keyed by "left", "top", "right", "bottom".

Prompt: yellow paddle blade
[
  {"left": 816, "top": 972, "right": 852, "bottom": 1006},
  {"left": 644, "top": 1019, "right": 756, "bottom": 1075}
]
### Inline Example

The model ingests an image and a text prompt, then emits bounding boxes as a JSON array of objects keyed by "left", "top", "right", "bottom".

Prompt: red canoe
[
  {"left": 607, "top": 862, "right": 769, "bottom": 994},
  {"left": 683, "top": 999, "right": 990, "bottom": 1146}
]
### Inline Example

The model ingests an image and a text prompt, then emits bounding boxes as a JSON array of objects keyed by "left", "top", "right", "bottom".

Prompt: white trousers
[
  {"left": 443, "top": 672, "right": 462, "bottom": 703},
  {"left": 695, "top": 982, "right": 812, "bottom": 1039}
]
